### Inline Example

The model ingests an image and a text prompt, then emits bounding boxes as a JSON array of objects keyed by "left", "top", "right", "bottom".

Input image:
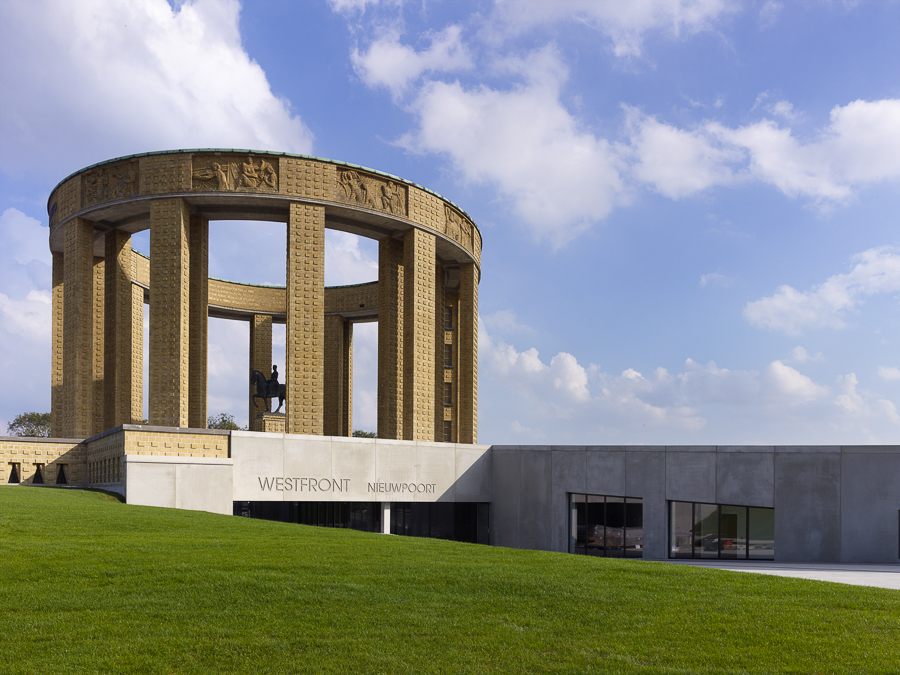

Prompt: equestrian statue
[{"left": 250, "top": 365, "right": 286, "bottom": 414}]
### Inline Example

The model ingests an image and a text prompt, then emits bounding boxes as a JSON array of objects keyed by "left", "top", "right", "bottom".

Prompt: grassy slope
[{"left": 0, "top": 487, "right": 898, "bottom": 675}]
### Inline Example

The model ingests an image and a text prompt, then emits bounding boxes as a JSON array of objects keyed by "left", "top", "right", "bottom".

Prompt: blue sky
[{"left": 2, "top": 0, "right": 900, "bottom": 444}]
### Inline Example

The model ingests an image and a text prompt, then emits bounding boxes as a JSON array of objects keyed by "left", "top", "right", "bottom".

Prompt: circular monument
[{"left": 47, "top": 149, "right": 480, "bottom": 443}]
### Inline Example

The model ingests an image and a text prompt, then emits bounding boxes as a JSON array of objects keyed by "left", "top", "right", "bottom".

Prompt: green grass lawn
[{"left": 1, "top": 487, "right": 898, "bottom": 674}]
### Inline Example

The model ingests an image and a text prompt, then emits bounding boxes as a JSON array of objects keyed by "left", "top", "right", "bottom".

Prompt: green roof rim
[{"left": 47, "top": 148, "right": 478, "bottom": 227}]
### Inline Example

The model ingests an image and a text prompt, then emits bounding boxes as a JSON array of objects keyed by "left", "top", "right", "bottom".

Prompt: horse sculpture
[{"left": 250, "top": 369, "right": 286, "bottom": 414}]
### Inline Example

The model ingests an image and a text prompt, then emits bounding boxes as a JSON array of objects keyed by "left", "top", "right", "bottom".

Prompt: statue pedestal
[{"left": 255, "top": 412, "right": 285, "bottom": 433}]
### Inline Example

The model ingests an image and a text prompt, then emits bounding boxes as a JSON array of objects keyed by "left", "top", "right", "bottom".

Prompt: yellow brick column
[
  {"left": 342, "top": 321, "right": 353, "bottom": 436},
  {"left": 92, "top": 256, "right": 105, "bottom": 436},
  {"left": 403, "top": 228, "right": 436, "bottom": 441},
  {"left": 103, "top": 230, "right": 135, "bottom": 429},
  {"left": 324, "top": 314, "right": 344, "bottom": 436},
  {"left": 286, "top": 203, "right": 324, "bottom": 435},
  {"left": 189, "top": 214, "right": 209, "bottom": 429},
  {"left": 249, "top": 314, "right": 273, "bottom": 430},
  {"left": 434, "top": 263, "right": 446, "bottom": 441},
  {"left": 377, "top": 238, "right": 404, "bottom": 439},
  {"left": 51, "top": 252, "right": 64, "bottom": 437},
  {"left": 131, "top": 273, "right": 144, "bottom": 424},
  {"left": 458, "top": 263, "right": 479, "bottom": 443},
  {"left": 149, "top": 198, "right": 190, "bottom": 427},
  {"left": 62, "top": 218, "right": 94, "bottom": 438}
]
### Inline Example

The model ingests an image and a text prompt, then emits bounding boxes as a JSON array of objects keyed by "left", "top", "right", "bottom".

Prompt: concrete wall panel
[
  {"left": 585, "top": 448, "right": 625, "bottom": 496},
  {"left": 453, "top": 445, "right": 492, "bottom": 502},
  {"left": 175, "top": 463, "right": 233, "bottom": 515},
  {"left": 519, "top": 448, "right": 552, "bottom": 551},
  {"left": 666, "top": 450, "right": 716, "bottom": 503},
  {"left": 126, "top": 462, "right": 176, "bottom": 509},
  {"left": 490, "top": 447, "right": 521, "bottom": 549},
  {"left": 716, "top": 452, "right": 774, "bottom": 508},
  {"left": 774, "top": 450, "right": 841, "bottom": 562},
  {"left": 840, "top": 452, "right": 900, "bottom": 563},
  {"left": 550, "top": 447, "right": 587, "bottom": 552},
  {"left": 417, "top": 443, "right": 457, "bottom": 502},
  {"left": 626, "top": 450, "right": 666, "bottom": 560}
]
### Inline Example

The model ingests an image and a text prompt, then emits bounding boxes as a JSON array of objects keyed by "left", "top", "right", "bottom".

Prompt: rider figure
[{"left": 268, "top": 365, "right": 279, "bottom": 399}]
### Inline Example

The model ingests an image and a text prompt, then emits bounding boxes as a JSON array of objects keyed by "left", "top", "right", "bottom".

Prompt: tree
[
  {"left": 352, "top": 429, "right": 376, "bottom": 438},
  {"left": 7, "top": 412, "right": 52, "bottom": 437},
  {"left": 207, "top": 413, "right": 246, "bottom": 430}
]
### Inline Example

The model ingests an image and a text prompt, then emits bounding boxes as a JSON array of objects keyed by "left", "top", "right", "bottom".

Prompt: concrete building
[{"left": 2, "top": 150, "right": 899, "bottom": 565}]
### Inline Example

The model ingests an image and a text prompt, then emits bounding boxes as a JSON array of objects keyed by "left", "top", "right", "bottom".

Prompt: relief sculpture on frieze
[
  {"left": 83, "top": 161, "right": 138, "bottom": 207},
  {"left": 192, "top": 154, "right": 278, "bottom": 192},
  {"left": 338, "top": 169, "right": 406, "bottom": 216},
  {"left": 444, "top": 205, "right": 473, "bottom": 252}
]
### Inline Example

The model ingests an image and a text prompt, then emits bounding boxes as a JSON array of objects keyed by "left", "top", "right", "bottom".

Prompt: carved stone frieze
[
  {"left": 191, "top": 154, "right": 279, "bottom": 192},
  {"left": 337, "top": 168, "right": 407, "bottom": 217},
  {"left": 444, "top": 205, "right": 474, "bottom": 252},
  {"left": 82, "top": 161, "right": 139, "bottom": 207}
]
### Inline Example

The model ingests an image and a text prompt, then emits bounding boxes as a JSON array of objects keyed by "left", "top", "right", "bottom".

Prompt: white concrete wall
[
  {"left": 230, "top": 432, "right": 492, "bottom": 504},
  {"left": 125, "top": 454, "right": 234, "bottom": 516}
]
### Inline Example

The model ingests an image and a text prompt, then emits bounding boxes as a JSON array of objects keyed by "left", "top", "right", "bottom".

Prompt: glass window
[
  {"left": 444, "top": 382, "right": 452, "bottom": 406},
  {"left": 586, "top": 495, "right": 605, "bottom": 557},
  {"left": 570, "top": 493, "right": 586, "bottom": 554},
  {"left": 444, "top": 343, "right": 453, "bottom": 368},
  {"left": 569, "top": 493, "right": 641, "bottom": 558},
  {"left": 748, "top": 507, "right": 775, "bottom": 559},
  {"left": 669, "top": 501, "right": 693, "bottom": 558},
  {"left": 669, "top": 501, "right": 774, "bottom": 560},
  {"left": 719, "top": 505, "right": 747, "bottom": 559},
  {"left": 625, "top": 498, "right": 643, "bottom": 558},
  {"left": 444, "top": 306, "right": 453, "bottom": 330},
  {"left": 443, "top": 420, "right": 452, "bottom": 442},
  {"left": 692, "top": 503, "right": 718, "bottom": 559}
]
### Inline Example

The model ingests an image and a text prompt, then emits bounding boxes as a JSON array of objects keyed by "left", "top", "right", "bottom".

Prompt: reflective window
[
  {"left": 669, "top": 501, "right": 774, "bottom": 560},
  {"left": 391, "top": 502, "right": 490, "bottom": 544},
  {"left": 569, "top": 493, "right": 643, "bottom": 558}
]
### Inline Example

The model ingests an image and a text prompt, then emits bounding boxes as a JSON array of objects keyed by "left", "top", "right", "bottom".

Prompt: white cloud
[
  {"left": 626, "top": 98, "right": 900, "bottom": 206},
  {"left": 482, "top": 309, "right": 533, "bottom": 335},
  {"left": 488, "top": 0, "right": 736, "bottom": 57},
  {"left": 351, "top": 25, "right": 473, "bottom": 99},
  {"left": 744, "top": 246, "right": 900, "bottom": 335},
  {"left": 479, "top": 321, "right": 840, "bottom": 441},
  {"left": 399, "top": 46, "right": 626, "bottom": 246},
  {"left": 788, "top": 346, "right": 823, "bottom": 364},
  {"left": 324, "top": 231, "right": 379, "bottom": 286},
  {"left": 623, "top": 107, "right": 740, "bottom": 198},
  {"left": 0, "top": 290, "right": 51, "bottom": 342},
  {"left": 0, "top": 0, "right": 313, "bottom": 181},
  {"left": 328, "top": 0, "right": 384, "bottom": 13},
  {"left": 699, "top": 272, "right": 731, "bottom": 288},
  {"left": 834, "top": 373, "right": 900, "bottom": 424},
  {"left": 877, "top": 366, "right": 900, "bottom": 381}
]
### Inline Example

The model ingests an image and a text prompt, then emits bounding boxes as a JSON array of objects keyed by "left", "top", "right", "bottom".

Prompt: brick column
[
  {"left": 62, "top": 218, "right": 95, "bottom": 438},
  {"left": 249, "top": 314, "right": 273, "bottom": 429},
  {"left": 286, "top": 203, "right": 324, "bottom": 435},
  {"left": 104, "top": 230, "right": 135, "bottom": 429},
  {"left": 377, "top": 238, "right": 404, "bottom": 439},
  {"left": 131, "top": 281, "right": 144, "bottom": 424},
  {"left": 342, "top": 320, "right": 353, "bottom": 436},
  {"left": 92, "top": 257, "right": 105, "bottom": 436},
  {"left": 149, "top": 198, "right": 190, "bottom": 427},
  {"left": 51, "top": 252, "right": 64, "bottom": 437},
  {"left": 324, "top": 314, "right": 344, "bottom": 436},
  {"left": 434, "top": 263, "right": 446, "bottom": 441},
  {"left": 188, "top": 214, "right": 209, "bottom": 429},
  {"left": 403, "top": 228, "right": 436, "bottom": 441},
  {"left": 458, "top": 263, "right": 478, "bottom": 444}
]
